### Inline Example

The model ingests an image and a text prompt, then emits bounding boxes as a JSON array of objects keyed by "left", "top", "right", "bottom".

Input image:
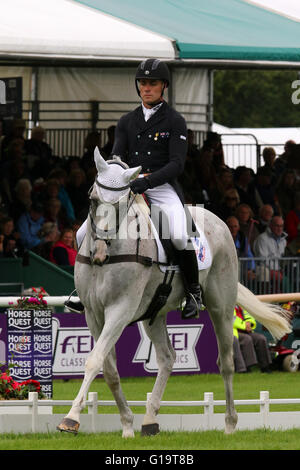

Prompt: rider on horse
[{"left": 65, "top": 58, "right": 203, "bottom": 319}]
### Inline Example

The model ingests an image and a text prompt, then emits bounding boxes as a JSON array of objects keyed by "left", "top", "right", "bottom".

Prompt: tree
[{"left": 213, "top": 70, "right": 300, "bottom": 128}]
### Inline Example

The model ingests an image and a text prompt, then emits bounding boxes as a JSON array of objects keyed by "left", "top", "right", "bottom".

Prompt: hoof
[
  {"left": 57, "top": 417, "right": 80, "bottom": 435},
  {"left": 141, "top": 423, "right": 160, "bottom": 436}
]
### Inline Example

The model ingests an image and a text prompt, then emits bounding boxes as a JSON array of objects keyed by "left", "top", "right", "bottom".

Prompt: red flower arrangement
[
  {"left": 0, "top": 371, "right": 45, "bottom": 400},
  {"left": 8, "top": 287, "right": 48, "bottom": 310}
]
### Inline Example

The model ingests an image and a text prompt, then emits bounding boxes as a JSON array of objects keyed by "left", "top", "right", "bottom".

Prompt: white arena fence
[
  {"left": 1, "top": 391, "right": 300, "bottom": 433},
  {"left": 1, "top": 294, "right": 300, "bottom": 433}
]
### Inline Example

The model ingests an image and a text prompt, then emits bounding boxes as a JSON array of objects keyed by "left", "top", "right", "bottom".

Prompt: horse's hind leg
[
  {"left": 141, "top": 316, "right": 176, "bottom": 436},
  {"left": 204, "top": 274, "right": 238, "bottom": 434},
  {"left": 103, "top": 347, "right": 134, "bottom": 438}
]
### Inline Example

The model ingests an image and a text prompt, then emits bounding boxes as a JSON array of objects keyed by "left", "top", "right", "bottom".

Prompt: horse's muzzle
[{"left": 92, "top": 239, "right": 110, "bottom": 266}]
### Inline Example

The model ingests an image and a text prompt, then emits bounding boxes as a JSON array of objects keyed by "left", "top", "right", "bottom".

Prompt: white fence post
[
  {"left": 28, "top": 392, "right": 38, "bottom": 433},
  {"left": 260, "top": 390, "right": 270, "bottom": 428},
  {"left": 88, "top": 392, "right": 98, "bottom": 432},
  {"left": 204, "top": 392, "right": 214, "bottom": 430}
]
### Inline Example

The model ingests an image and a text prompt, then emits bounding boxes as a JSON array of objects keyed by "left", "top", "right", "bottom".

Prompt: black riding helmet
[{"left": 135, "top": 58, "right": 170, "bottom": 96}]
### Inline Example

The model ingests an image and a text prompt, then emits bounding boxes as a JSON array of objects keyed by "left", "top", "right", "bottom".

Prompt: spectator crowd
[
  {"left": 1, "top": 118, "right": 300, "bottom": 278},
  {"left": 0, "top": 119, "right": 116, "bottom": 266}
]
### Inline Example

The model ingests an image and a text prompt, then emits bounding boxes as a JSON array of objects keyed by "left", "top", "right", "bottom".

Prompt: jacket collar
[
  {"left": 266, "top": 226, "right": 288, "bottom": 241},
  {"left": 134, "top": 101, "right": 168, "bottom": 133}
]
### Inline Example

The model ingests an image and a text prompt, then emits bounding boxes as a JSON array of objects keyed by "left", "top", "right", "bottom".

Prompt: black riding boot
[
  {"left": 64, "top": 299, "right": 85, "bottom": 314},
  {"left": 176, "top": 247, "right": 204, "bottom": 319}
]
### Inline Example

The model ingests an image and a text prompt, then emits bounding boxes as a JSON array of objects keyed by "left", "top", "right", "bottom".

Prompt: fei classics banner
[{"left": 6, "top": 309, "right": 52, "bottom": 398}]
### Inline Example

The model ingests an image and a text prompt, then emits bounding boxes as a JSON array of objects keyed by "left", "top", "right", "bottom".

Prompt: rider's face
[{"left": 138, "top": 79, "right": 164, "bottom": 108}]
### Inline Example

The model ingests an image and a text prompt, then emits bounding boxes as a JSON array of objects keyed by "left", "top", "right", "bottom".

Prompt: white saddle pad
[
  {"left": 134, "top": 194, "right": 212, "bottom": 273},
  {"left": 149, "top": 219, "right": 212, "bottom": 273}
]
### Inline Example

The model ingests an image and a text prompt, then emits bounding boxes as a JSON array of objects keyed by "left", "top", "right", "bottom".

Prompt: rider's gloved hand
[{"left": 130, "top": 177, "right": 151, "bottom": 194}]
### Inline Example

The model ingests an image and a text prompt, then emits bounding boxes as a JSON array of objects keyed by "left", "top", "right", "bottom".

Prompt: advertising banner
[
  {"left": 0, "top": 310, "right": 219, "bottom": 383},
  {"left": 5, "top": 309, "right": 52, "bottom": 398},
  {"left": 51, "top": 310, "right": 219, "bottom": 378}
]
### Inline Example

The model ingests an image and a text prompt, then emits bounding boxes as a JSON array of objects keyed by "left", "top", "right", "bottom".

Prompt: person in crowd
[
  {"left": 233, "top": 306, "right": 272, "bottom": 373},
  {"left": 285, "top": 223, "right": 300, "bottom": 257},
  {"left": 101, "top": 125, "right": 116, "bottom": 159},
  {"left": 226, "top": 216, "right": 256, "bottom": 281},
  {"left": 33, "top": 221, "right": 60, "bottom": 260},
  {"left": 201, "top": 131, "right": 226, "bottom": 174},
  {"left": 24, "top": 125, "right": 54, "bottom": 179},
  {"left": 66, "top": 168, "right": 90, "bottom": 220},
  {"left": 210, "top": 167, "right": 234, "bottom": 209},
  {"left": 0, "top": 138, "right": 30, "bottom": 205},
  {"left": 261, "top": 147, "right": 277, "bottom": 184},
  {"left": 10, "top": 178, "right": 32, "bottom": 223},
  {"left": 253, "top": 216, "right": 288, "bottom": 291},
  {"left": 178, "top": 130, "right": 204, "bottom": 204},
  {"left": 285, "top": 192, "right": 300, "bottom": 244},
  {"left": 252, "top": 166, "right": 280, "bottom": 215},
  {"left": 232, "top": 335, "right": 247, "bottom": 373},
  {"left": 273, "top": 139, "right": 296, "bottom": 177},
  {"left": 256, "top": 204, "right": 274, "bottom": 234},
  {"left": 39, "top": 177, "right": 60, "bottom": 201},
  {"left": 49, "top": 227, "right": 77, "bottom": 266},
  {"left": 234, "top": 203, "right": 260, "bottom": 251},
  {"left": 233, "top": 166, "right": 257, "bottom": 211},
  {"left": 285, "top": 142, "right": 300, "bottom": 173},
  {"left": 275, "top": 169, "right": 298, "bottom": 219},
  {"left": 0, "top": 118, "right": 26, "bottom": 164},
  {"left": 194, "top": 132, "right": 219, "bottom": 199},
  {"left": 44, "top": 197, "right": 70, "bottom": 232},
  {"left": 81, "top": 131, "right": 102, "bottom": 172},
  {"left": 214, "top": 188, "right": 240, "bottom": 221},
  {"left": 17, "top": 201, "right": 45, "bottom": 250},
  {"left": 0, "top": 216, "right": 23, "bottom": 258},
  {"left": 47, "top": 168, "right": 75, "bottom": 222}
]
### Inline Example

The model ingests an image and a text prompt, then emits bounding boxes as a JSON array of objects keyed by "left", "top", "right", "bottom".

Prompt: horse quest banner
[
  {"left": 3, "top": 309, "right": 52, "bottom": 398},
  {"left": 0, "top": 310, "right": 219, "bottom": 381}
]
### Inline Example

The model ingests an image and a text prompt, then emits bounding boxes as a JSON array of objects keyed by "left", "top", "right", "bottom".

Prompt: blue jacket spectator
[{"left": 17, "top": 202, "right": 45, "bottom": 250}]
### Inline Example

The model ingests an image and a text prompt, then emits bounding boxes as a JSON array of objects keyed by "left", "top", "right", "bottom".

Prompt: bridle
[{"left": 89, "top": 161, "right": 137, "bottom": 242}]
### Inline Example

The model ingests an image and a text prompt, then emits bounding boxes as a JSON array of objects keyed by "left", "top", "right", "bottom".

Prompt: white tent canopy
[{"left": 1, "top": 0, "right": 175, "bottom": 61}]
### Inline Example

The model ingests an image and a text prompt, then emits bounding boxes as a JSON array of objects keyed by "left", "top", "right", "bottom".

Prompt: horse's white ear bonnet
[{"left": 94, "top": 147, "right": 141, "bottom": 189}]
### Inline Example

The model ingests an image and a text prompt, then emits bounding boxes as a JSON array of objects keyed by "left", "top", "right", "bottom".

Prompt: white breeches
[
  {"left": 145, "top": 183, "right": 188, "bottom": 251},
  {"left": 76, "top": 183, "right": 189, "bottom": 251}
]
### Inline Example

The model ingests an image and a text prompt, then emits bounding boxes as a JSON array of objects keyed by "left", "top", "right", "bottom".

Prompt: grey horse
[{"left": 57, "top": 148, "right": 290, "bottom": 437}]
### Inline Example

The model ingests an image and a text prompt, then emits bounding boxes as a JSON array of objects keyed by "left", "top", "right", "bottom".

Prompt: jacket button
[
  {"left": 148, "top": 135, "right": 152, "bottom": 138},
  {"left": 135, "top": 152, "right": 139, "bottom": 155},
  {"left": 147, "top": 151, "right": 151, "bottom": 155}
]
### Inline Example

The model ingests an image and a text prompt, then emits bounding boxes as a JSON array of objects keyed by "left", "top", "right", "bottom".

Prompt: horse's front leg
[
  {"left": 57, "top": 312, "right": 131, "bottom": 434},
  {"left": 141, "top": 316, "right": 176, "bottom": 436}
]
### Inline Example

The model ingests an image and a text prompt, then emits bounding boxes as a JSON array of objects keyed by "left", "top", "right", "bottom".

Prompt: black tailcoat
[{"left": 112, "top": 101, "right": 187, "bottom": 202}]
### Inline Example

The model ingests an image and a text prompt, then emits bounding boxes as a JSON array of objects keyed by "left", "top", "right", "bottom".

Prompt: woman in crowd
[{"left": 49, "top": 228, "right": 77, "bottom": 266}]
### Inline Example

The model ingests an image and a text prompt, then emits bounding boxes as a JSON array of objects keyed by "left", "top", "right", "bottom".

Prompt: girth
[{"left": 76, "top": 252, "right": 154, "bottom": 267}]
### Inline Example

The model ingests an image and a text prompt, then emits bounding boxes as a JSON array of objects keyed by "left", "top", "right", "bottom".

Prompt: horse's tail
[{"left": 236, "top": 282, "right": 292, "bottom": 340}]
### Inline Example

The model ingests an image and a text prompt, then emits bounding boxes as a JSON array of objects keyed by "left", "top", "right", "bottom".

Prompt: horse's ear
[
  {"left": 124, "top": 166, "right": 142, "bottom": 183},
  {"left": 94, "top": 146, "right": 109, "bottom": 172}
]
